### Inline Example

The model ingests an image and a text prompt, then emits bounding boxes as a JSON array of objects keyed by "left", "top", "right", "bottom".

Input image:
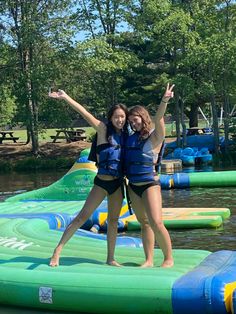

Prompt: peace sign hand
[{"left": 163, "top": 83, "right": 175, "bottom": 101}]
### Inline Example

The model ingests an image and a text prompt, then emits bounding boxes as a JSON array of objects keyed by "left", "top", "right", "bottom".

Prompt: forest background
[{"left": 0, "top": 0, "right": 236, "bottom": 156}]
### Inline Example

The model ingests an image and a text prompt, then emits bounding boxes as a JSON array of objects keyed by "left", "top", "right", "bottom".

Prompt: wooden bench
[
  {"left": 50, "top": 129, "right": 87, "bottom": 143},
  {"left": 0, "top": 135, "right": 19, "bottom": 144},
  {"left": 69, "top": 135, "right": 87, "bottom": 142},
  {"left": 50, "top": 136, "right": 67, "bottom": 140}
]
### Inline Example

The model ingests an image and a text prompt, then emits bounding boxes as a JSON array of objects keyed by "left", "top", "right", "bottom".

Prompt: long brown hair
[{"left": 128, "top": 105, "right": 152, "bottom": 138}]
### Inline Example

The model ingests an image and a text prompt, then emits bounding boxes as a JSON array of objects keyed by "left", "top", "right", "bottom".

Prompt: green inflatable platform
[{"left": 0, "top": 217, "right": 209, "bottom": 313}]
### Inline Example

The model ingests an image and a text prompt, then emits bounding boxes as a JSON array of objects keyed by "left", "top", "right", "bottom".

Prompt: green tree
[
  {"left": 69, "top": 0, "right": 139, "bottom": 110},
  {"left": 0, "top": 86, "right": 16, "bottom": 128},
  {"left": 124, "top": 0, "right": 236, "bottom": 152},
  {"left": 53, "top": 38, "right": 140, "bottom": 114},
  {"left": 0, "top": 0, "right": 76, "bottom": 154}
]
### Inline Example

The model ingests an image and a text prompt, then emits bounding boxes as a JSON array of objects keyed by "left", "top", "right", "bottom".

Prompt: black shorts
[
  {"left": 94, "top": 176, "right": 124, "bottom": 196},
  {"left": 129, "top": 180, "right": 161, "bottom": 198}
]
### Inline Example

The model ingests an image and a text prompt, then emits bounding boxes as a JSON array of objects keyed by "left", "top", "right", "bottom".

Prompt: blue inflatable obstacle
[
  {"left": 0, "top": 210, "right": 142, "bottom": 248},
  {"left": 172, "top": 250, "right": 236, "bottom": 314},
  {"left": 0, "top": 198, "right": 137, "bottom": 235},
  {"left": 232, "top": 288, "right": 236, "bottom": 314},
  {"left": 88, "top": 201, "right": 131, "bottom": 233},
  {"left": 165, "top": 147, "right": 213, "bottom": 166},
  {"left": 165, "top": 134, "right": 225, "bottom": 152}
]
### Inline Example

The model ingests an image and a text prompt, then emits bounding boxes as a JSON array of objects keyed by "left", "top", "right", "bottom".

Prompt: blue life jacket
[
  {"left": 97, "top": 132, "right": 125, "bottom": 178},
  {"left": 124, "top": 132, "right": 165, "bottom": 183}
]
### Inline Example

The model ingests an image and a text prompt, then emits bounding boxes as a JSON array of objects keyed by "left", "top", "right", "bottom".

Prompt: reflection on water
[
  {"left": 0, "top": 169, "right": 236, "bottom": 313},
  {"left": 0, "top": 171, "right": 66, "bottom": 202}
]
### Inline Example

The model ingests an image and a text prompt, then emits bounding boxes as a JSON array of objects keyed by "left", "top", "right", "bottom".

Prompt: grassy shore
[
  {"left": 12, "top": 127, "right": 95, "bottom": 142},
  {"left": 0, "top": 140, "right": 91, "bottom": 172},
  {"left": 1, "top": 123, "right": 234, "bottom": 173}
]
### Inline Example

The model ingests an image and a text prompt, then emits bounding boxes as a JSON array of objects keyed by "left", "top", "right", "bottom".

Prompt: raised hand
[
  {"left": 48, "top": 89, "right": 67, "bottom": 100},
  {"left": 163, "top": 83, "right": 175, "bottom": 101}
]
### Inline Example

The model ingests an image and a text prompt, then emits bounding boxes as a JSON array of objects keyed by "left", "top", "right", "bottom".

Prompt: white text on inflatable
[{"left": 0, "top": 236, "right": 35, "bottom": 250}]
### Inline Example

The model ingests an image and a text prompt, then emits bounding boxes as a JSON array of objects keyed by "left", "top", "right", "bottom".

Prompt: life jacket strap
[{"left": 123, "top": 179, "right": 133, "bottom": 215}]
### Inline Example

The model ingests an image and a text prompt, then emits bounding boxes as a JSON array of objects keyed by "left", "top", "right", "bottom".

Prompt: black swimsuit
[
  {"left": 94, "top": 176, "right": 124, "bottom": 196},
  {"left": 129, "top": 180, "right": 161, "bottom": 198}
]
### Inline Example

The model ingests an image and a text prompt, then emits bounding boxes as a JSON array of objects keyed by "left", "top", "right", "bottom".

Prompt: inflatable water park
[
  {"left": 165, "top": 127, "right": 228, "bottom": 152},
  {"left": 0, "top": 149, "right": 236, "bottom": 313},
  {"left": 164, "top": 126, "right": 234, "bottom": 166},
  {"left": 165, "top": 146, "right": 213, "bottom": 166}
]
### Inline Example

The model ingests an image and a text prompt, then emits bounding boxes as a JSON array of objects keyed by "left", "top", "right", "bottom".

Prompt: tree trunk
[
  {"left": 180, "top": 97, "right": 187, "bottom": 147},
  {"left": 12, "top": 3, "right": 39, "bottom": 154},
  {"left": 189, "top": 103, "right": 199, "bottom": 127},
  {"left": 223, "top": 91, "right": 230, "bottom": 152},
  {"left": 175, "top": 94, "right": 181, "bottom": 147},
  {"left": 222, "top": 1, "right": 230, "bottom": 153},
  {"left": 25, "top": 49, "right": 39, "bottom": 155},
  {"left": 25, "top": 127, "right": 31, "bottom": 145},
  {"left": 28, "top": 95, "right": 39, "bottom": 155},
  {"left": 211, "top": 95, "right": 220, "bottom": 154}
]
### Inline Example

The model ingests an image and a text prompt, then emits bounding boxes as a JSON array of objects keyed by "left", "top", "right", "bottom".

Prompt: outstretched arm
[
  {"left": 154, "top": 83, "right": 175, "bottom": 140},
  {"left": 49, "top": 89, "right": 104, "bottom": 131}
]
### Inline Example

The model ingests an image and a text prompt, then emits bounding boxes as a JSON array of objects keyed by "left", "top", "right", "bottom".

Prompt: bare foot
[
  {"left": 140, "top": 261, "right": 153, "bottom": 268},
  {"left": 106, "top": 260, "right": 122, "bottom": 267},
  {"left": 49, "top": 253, "right": 60, "bottom": 267},
  {"left": 161, "top": 259, "right": 174, "bottom": 268}
]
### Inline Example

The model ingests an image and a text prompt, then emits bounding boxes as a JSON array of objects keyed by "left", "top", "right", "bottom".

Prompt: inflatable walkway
[
  {"left": 0, "top": 200, "right": 230, "bottom": 231},
  {"left": 164, "top": 171, "right": 236, "bottom": 189},
  {"left": 121, "top": 207, "right": 230, "bottom": 230}
]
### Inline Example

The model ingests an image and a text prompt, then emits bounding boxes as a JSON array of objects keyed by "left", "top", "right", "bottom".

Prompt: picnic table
[
  {"left": 0, "top": 131, "right": 19, "bottom": 144},
  {"left": 50, "top": 129, "right": 87, "bottom": 143}
]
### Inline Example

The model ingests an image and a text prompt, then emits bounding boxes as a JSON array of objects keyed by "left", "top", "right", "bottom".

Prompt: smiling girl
[
  {"left": 48, "top": 90, "right": 128, "bottom": 267},
  {"left": 125, "top": 84, "right": 175, "bottom": 268}
]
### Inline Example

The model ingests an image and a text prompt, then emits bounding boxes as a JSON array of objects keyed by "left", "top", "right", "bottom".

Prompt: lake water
[{"left": 0, "top": 168, "right": 235, "bottom": 313}]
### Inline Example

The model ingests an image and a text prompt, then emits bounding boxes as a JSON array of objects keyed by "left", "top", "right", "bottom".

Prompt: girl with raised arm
[
  {"left": 49, "top": 90, "right": 128, "bottom": 267},
  {"left": 125, "top": 83, "right": 174, "bottom": 268}
]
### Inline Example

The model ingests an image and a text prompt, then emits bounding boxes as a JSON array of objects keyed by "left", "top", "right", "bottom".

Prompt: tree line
[{"left": 0, "top": 0, "right": 235, "bottom": 154}]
